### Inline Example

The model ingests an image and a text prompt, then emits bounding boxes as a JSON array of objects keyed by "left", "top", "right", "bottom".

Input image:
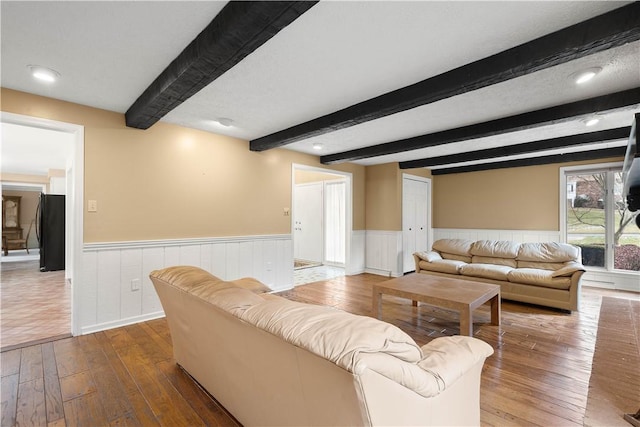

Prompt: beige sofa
[
  {"left": 414, "top": 239, "right": 586, "bottom": 312},
  {"left": 150, "top": 266, "right": 494, "bottom": 426}
]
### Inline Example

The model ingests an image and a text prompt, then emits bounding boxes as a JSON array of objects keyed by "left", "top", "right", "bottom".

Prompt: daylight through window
[{"left": 564, "top": 166, "right": 640, "bottom": 272}]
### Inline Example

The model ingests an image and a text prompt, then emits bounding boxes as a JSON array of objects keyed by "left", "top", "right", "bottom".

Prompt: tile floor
[
  {"left": 0, "top": 259, "right": 71, "bottom": 351},
  {"left": 294, "top": 264, "right": 345, "bottom": 286}
]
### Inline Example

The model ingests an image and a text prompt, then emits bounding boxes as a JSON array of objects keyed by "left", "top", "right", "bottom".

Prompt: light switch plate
[{"left": 88, "top": 200, "right": 98, "bottom": 212}]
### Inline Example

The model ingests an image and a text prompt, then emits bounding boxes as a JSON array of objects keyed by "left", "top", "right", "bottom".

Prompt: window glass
[
  {"left": 565, "top": 169, "right": 640, "bottom": 272},
  {"left": 613, "top": 172, "right": 640, "bottom": 271},
  {"left": 566, "top": 173, "right": 606, "bottom": 268}
]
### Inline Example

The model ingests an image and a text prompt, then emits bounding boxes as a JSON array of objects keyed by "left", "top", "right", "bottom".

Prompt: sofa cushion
[
  {"left": 470, "top": 240, "right": 520, "bottom": 259},
  {"left": 516, "top": 260, "right": 566, "bottom": 271},
  {"left": 440, "top": 252, "right": 472, "bottom": 263},
  {"left": 151, "top": 265, "right": 224, "bottom": 292},
  {"left": 231, "top": 277, "right": 272, "bottom": 293},
  {"left": 209, "top": 287, "right": 267, "bottom": 316},
  {"left": 460, "top": 264, "right": 513, "bottom": 281},
  {"left": 240, "top": 298, "right": 423, "bottom": 372},
  {"left": 418, "top": 259, "right": 465, "bottom": 275},
  {"left": 471, "top": 255, "right": 517, "bottom": 268},
  {"left": 415, "top": 251, "right": 442, "bottom": 262},
  {"left": 507, "top": 268, "right": 572, "bottom": 290},
  {"left": 432, "top": 239, "right": 474, "bottom": 257},
  {"left": 517, "top": 242, "right": 579, "bottom": 263}
]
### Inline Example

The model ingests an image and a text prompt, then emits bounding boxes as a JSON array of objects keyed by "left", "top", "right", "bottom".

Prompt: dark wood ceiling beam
[
  {"left": 250, "top": 2, "right": 640, "bottom": 151},
  {"left": 321, "top": 88, "right": 640, "bottom": 164},
  {"left": 399, "top": 127, "right": 631, "bottom": 169},
  {"left": 430, "top": 147, "right": 626, "bottom": 175},
  {"left": 125, "top": 1, "right": 317, "bottom": 130}
]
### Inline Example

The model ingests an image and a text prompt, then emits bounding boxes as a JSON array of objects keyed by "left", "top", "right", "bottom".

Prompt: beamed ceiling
[{"left": 2, "top": 1, "right": 639, "bottom": 174}]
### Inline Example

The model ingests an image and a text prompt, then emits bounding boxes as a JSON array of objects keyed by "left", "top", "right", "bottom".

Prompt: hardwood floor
[{"left": 1, "top": 273, "right": 638, "bottom": 426}]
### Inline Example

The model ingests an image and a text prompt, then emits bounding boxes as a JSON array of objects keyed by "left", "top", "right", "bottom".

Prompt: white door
[
  {"left": 402, "top": 177, "right": 430, "bottom": 273},
  {"left": 293, "top": 182, "right": 323, "bottom": 263}
]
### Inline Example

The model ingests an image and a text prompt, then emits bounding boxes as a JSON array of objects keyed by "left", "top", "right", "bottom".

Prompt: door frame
[
  {"left": 292, "top": 163, "right": 352, "bottom": 274},
  {"left": 1, "top": 111, "right": 84, "bottom": 336},
  {"left": 402, "top": 174, "right": 432, "bottom": 273}
]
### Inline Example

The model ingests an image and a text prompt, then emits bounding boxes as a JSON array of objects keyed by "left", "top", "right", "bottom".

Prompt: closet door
[
  {"left": 402, "top": 177, "right": 430, "bottom": 273},
  {"left": 293, "top": 182, "right": 323, "bottom": 263}
]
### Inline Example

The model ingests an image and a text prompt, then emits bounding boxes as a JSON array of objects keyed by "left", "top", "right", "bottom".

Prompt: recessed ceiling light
[
  {"left": 27, "top": 65, "right": 60, "bottom": 83},
  {"left": 312, "top": 143, "right": 323, "bottom": 150},
  {"left": 585, "top": 117, "right": 600, "bottom": 126},
  {"left": 572, "top": 67, "right": 602, "bottom": 85},
  {"left": 217, "top": 117, "right": 233, "bottom": 127}
]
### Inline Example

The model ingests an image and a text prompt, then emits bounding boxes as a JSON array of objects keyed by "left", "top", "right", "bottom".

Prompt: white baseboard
[
  {"left": 81, "top": 311, "right": 165, "bottom": 335},
  {"left": 364, "top": 267, "right": 397, "bottom": 278}
]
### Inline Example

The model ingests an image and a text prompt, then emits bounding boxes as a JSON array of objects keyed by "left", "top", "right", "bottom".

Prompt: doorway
[
  {"left": 1, "top": 112, "right": 84, "bottom": 348},
  {"left": 292, "top": 164, "right": 352, "bottom": 286}
]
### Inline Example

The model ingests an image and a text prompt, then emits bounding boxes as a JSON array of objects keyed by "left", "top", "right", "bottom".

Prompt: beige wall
[
  {"left": 3, "top": 89, "right": 624, "bottom": 240},
  {"left": 365, "top": 163, "right": 432, "bottom": 231},
  {"left": 1, "top": 89, "right": 365, "bottom": 242},
  {"left": 432, "top": 157, "right": 624, "bottom": 230}
]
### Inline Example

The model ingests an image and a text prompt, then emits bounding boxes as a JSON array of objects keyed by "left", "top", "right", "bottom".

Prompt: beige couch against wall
[
  {"left": 150, "top": 266, "right": 494, "bottom": 426},
  {"left": 414, "top": 239, "right": 586, "bottom": 312}
]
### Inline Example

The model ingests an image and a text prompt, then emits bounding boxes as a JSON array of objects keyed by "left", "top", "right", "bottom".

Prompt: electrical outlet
[
  {"left": 283, "top": 208, "right": 290, "bottom": 216},
  {"left": 131, "top": 278, "right": 140, "bottom": 291},
  {"left": 88, "top": 200, "right": 98, "bottom": 212}
]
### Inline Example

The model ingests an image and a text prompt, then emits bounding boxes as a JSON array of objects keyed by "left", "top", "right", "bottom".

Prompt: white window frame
[{"left": 560, "top": 162, "right": 640, "bottom": 291}]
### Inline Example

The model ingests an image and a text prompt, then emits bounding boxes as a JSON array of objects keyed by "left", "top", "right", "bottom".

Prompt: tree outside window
[{"left": 566, "top": 171, "right": 640, "bottom": 271}]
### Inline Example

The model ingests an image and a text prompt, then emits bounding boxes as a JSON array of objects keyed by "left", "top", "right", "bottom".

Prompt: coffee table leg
[
  {"left": 460, "top": 308, "right": 473, "bottom": 336},
  {"left": 490, "top": 294, "right": 501, "bottom": 326},
  {"left": 372, "top": 288, "right": 382, "bottom": 319}
]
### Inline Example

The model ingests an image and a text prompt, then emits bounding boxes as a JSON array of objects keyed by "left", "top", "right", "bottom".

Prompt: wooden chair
[{"left": 3, "top": 220, "right": 33, "bottom": 255}]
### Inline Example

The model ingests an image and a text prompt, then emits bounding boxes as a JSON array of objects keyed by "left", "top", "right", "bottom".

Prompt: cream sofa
[
  {"left": 414, "top": 239, "right": 586, "bottom": 312},
  {"left": 150, "top": 266, "right": 494, "bottom": 426}
]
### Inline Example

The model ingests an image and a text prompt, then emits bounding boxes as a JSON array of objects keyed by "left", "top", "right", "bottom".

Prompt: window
[{"left": 562, "top": 164, "right": 640, "bottom": 272}]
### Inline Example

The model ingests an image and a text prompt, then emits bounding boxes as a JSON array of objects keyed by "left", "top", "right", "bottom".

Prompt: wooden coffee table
[{"left": 372, "top": 274, "right": 501, "bottom": 336}]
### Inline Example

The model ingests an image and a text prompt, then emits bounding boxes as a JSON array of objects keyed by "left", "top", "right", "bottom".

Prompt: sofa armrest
[
  {"left": 414, "top": 251, "right": 442, "bottom": 272},
  {"left": 356, "top": 336, "right": 493, "bottom": 398},
  {"left": 417, "top": 336, "right": 494, "bottom": 392},
  {"left": 551, "top": 261, "right": 586, "bottom": 277}
]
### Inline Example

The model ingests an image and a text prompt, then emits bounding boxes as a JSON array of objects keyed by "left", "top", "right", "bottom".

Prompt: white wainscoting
[
  {"left": 347, "top": 230, "right": 366, "bottom": 276},
  {"left": 365, "top": 230, "right": 403, "bottom": 277},
  {"left": 79, "top": 235, "right": 292, "bottom": 335}
]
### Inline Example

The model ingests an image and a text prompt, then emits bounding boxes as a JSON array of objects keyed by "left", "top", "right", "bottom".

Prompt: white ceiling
[
  {"left": 1, "top": 1, "right": 638, "bottom": 172},
  {"left": 1, "top": 122, "right": 74, "bottom": 175}
]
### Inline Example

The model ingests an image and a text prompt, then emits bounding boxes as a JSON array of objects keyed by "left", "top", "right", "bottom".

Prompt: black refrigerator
[{"left": 36, "top": 194, "right": 65, "bottom": 272}]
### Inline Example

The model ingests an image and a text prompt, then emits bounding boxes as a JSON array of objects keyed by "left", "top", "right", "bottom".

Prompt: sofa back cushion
[
  {"left": 517, "top": 242, "right": 580, "bottom": 270},
  {"left": 432, "top": 239, "right": 474, "bottom": 263},
  {"left": 240, "top": 298, "right": 423, "bottom": 372},
  {"left": 470, "top": 240, "right": 520, "bottom": 259},
  {"left": 470, "top": 255, "right": 517, "bottom": 268}
]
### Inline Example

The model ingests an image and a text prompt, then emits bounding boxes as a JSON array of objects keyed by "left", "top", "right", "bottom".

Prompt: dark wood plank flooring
[{"left": 1, "top": 273, "right": 638, "bottom": 426}]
